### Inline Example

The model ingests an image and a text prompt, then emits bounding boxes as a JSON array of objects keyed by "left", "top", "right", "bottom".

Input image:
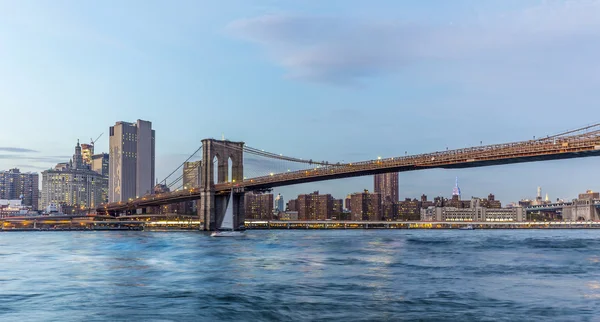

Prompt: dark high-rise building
[
  {"left": 374, "top": 173, "right": 398, "bottom": 204},
  {"left": 332, "top": 199, "right": 343, "bottom": 219},
  {"left": 397, "top": 198, "right": 421, "bottom": 221},
  {"left": 297, "top": 191, "right": 335, "bottom": 220},
  {"left": 344, "top": 194, "right": 352, "bottom": 211},
  {"left": 183, "top": 161, "right": 201, "bottom": 189},
  {"left": 350, "top": 190, "right": 381, "bottom": 221},
  {"left": 286, "top": 199, "right": 297, "bottom": 212},
  {"left": 0, "top": 168, "right": 39, "bottom": 210},
  {"left": 245, "top": 192, "right": 274, "bottom": 220},
  {"left": 421, "top": 194, "right": 434, "bottom": 209},
  {"left": 382, "top": 201, "right": 398, "bottom": 220}
]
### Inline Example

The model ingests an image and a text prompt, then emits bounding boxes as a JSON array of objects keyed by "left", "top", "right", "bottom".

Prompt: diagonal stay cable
[{"left": 159, "top": 144, "right": 203, "bottom": 185}]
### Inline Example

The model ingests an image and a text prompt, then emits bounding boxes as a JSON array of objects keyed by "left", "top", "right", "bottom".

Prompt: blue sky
[{"left": 1, "top": 0, "right": 600, "bottom": 204}]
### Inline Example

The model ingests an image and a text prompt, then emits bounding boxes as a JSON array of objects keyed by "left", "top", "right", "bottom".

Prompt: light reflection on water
[{"left": 1, "top": 230, "right": 600, "bottom": 321}]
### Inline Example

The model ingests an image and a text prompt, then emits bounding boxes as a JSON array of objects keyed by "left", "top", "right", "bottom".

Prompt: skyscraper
[
  {"left": 374, "top": 173, "right": 399, "bottom": 203},
  {"left": 0, "top": 168, "right": 39, "bottom": 210},
  {"left": 275, "top": 193, "right": 284, "bottom": 212},
  {"left": 109, "top": 120, "right": 155, "bottom": 202}
]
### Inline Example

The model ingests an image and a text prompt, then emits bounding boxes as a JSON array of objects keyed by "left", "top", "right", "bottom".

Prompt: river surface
[{"left": 1, "top": 230, "right": 600, "bottom": 321}]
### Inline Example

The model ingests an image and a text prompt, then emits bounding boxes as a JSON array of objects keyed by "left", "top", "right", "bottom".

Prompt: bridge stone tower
[{"left": 198, "top": 139, "right": 245, "bottom": 231}]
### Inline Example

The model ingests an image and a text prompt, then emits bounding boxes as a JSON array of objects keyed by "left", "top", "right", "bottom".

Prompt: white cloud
[{"left": 227, "top": 1, "right": 600, "bottom": 86}]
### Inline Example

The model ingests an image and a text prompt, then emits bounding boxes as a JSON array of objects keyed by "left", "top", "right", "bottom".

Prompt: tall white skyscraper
[{"left": 108, "top": 120, "right": 155, "bottom": 202}]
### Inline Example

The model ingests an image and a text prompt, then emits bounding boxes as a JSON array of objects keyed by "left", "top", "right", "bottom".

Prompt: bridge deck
[{"left": 98, "top": 130, "right": 600, "bottom": 213}]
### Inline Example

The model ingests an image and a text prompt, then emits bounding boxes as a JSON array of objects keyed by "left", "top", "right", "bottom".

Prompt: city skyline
[{"left": 2, "top": 1, "right": 600, "bottom": 203}]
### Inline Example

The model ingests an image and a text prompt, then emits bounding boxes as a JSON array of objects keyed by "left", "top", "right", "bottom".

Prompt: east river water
[{"left": 1, "top": 230, "right": 600, "bottom": 321}]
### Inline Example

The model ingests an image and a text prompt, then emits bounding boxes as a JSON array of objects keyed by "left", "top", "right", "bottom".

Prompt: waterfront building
[
  {"left": 275, "top": 193, "right": 285, "bottom": 213},
  {"left": 562, "top": 191, "right": 600, "bottom": 221},
  {"left": 91, "top": 153, "right": 109, "bottom": 176},
  {"left": 420, "top": 198, "right": 524, "bottom": 222},
  {"left": 109, "top": 120, "right": 155, "bottom": 202},
  {"left": 297, "top": 191, "right": 335, "bottom": 220},
  {"left": 397, "top": 198, "right": 420, "bottom": 221},
  {"left": 183, "top": 161, "right": 201, "bottom": 189},
  {"left": 245, "top": 192, "right": 274, "bottom": 220},
  {"left": 0, "top": 199, "right": 35, "bottom": 217},
  {"left": 279, "top": 211, "right": 298, "bottom": 221},
  {"left": 0, "top": 168, "right": 39, "bottom": 210},
  {"left": 350, "top": 190, "right": 381, "bottom": 221},
  {"left": 41, "top": 141, "right": 108, "bottom": 210},
  {"left": 374, "top": 173, "right": 398, "bottom": 204}
]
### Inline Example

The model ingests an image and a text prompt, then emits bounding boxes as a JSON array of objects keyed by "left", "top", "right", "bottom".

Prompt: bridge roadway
[{"left": 98, "top": 130, "right": 600, "bottom": 213}]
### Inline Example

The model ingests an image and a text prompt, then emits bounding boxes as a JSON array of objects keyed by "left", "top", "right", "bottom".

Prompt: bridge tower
[{"left": 198, "top": 139, "right": 245, "bottom": 231}]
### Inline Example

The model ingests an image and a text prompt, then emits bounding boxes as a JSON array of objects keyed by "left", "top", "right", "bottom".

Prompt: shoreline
[{"left": 3, "top": 226, "right": 600, "bottom": 232}]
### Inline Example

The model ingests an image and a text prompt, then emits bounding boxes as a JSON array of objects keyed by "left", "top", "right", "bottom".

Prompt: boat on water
[
  {"left": 459, "top": 225, "right": 474, "bottom": 230},
  {"left": 211, "top": 190, "right": 245, "bottom": 237}
]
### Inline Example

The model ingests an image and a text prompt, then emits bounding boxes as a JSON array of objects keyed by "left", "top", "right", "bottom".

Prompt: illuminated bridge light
[{"left": 98, "top": 124, "right": 600, "bottom": 214}]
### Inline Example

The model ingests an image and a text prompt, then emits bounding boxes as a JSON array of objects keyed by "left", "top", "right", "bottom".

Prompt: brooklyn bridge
[{"left": 96, "top": 124, "right": 600, "bottom": 230}]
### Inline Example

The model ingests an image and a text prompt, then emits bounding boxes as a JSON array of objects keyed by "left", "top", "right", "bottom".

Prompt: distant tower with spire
[
  {"left": 452, "top": 177, "right": 461, "bottom": 199},
  {"left": 535, "top": 186, "right": 543, "bottom": 205},
  {"left": 72, "top": 139, "right": 84, "bottom": 170}
]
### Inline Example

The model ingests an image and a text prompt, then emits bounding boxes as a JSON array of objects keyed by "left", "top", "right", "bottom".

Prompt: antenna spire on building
[{"left": 452, "top": 177, "right": 461, "bottom": 197}]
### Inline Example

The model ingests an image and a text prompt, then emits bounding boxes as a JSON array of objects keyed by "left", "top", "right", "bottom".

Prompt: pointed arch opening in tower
[
  {"left": 213, "top": 156, "right": 219, "bottom": 184},
  {"left": 227, "top": 157, "right": 233, "bottom": 183}
]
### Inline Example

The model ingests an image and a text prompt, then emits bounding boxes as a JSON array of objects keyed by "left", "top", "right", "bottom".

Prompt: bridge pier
[{"left": 198, "top": 139, "right": 245, "bottom": 231}]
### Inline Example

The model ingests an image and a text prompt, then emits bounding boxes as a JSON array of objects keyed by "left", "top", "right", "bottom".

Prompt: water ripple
[{"left": 1, "top": 230, "right": 600, "bottom": 321}]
